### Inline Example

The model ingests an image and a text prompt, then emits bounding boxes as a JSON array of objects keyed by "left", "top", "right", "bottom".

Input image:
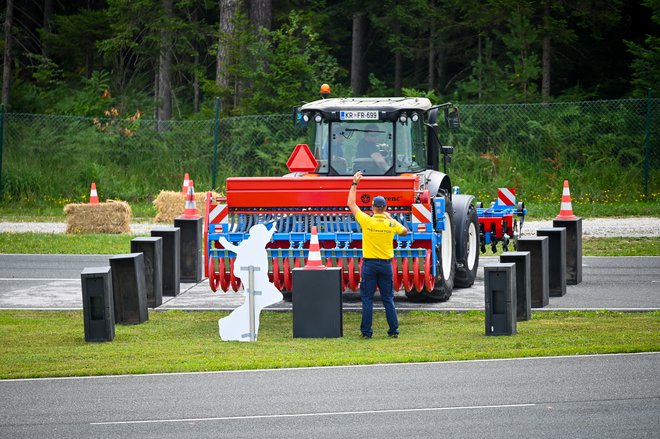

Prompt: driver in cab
[{"left": 356, "top": 124, "right": 389, "bottom": 171}]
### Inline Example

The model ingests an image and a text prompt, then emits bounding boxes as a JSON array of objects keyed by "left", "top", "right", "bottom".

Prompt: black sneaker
[
  {"left": 388, "top": 333, "right": 399, "bottom": 338},
  {"left": 361, "top": 334, "right": 372, "bottom": 339}
]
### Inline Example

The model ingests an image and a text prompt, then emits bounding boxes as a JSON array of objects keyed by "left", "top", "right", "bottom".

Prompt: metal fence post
[
  {"left": 643, "top": 88, "right": 653, "bottom": 196},
  {"left": 241, "top": 265, "right": 261, "bottom": 342},
  {"left": 212, "top": 97, "right": 220, "bottom": 189},
  {"left": 0, "top": 104, "right": 4, "bottom": 197}
]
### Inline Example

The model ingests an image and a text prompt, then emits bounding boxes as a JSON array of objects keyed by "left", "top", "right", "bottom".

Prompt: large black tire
[
  {"left": 454, "top": 203, "right": 479, "bottom": 288},
  {"left": 419, "top": 195, "right": 456, "bottom": 302}
]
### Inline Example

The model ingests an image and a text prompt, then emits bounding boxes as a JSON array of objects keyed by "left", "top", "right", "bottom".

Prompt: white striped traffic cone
[
  {"left": 555, "top": 180, "right": 577, "bottom": 220},
  {"left": 305, "top": 226, "right": 325, "bottom": 269},
  {"left": 89, "top": 182, "right": 99, "bottom": 204},
  {"left": 179, "top": 179, "right": 200, "bottom": 219},
  {"left": 181, "top": 172, "right": 190, "bottom": 194}
]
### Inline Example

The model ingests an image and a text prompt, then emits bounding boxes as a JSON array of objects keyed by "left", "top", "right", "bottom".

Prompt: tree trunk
[
  {"left": 2, "top": 0, "right": 14, "bottom": 107},
  {"left": 541, "top": 0, "right": 552, "bottom": 101},
  {"left": 351, "top": 12, "right": 367, "bottom": 96},
  {"left": 193, "top": 54, "right": 200, "bottom": 113},
  {"left": 42, "top": 0, "right": 53, "bottom": 57},
  {"left": 249, "top": 0, "right": 271, "bottom": 32},
  {"left": 477, "top": 33, "right": 482, "bottom": 102},
  {"left": 216, "top": 0, "right": 237, "bottom": 89},
  {"left": 428, "top": 20, "right": 436, "bottom": 91},
  {"left": 157, "top": 0, "right": 173, "bottom": 125},
  {"left": 394, "top": 52, "right": 402, "bottom": 96}
]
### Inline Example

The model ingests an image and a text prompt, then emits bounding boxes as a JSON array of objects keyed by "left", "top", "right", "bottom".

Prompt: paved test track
[
  {"left": 0, "top": 254, "right": 658, "bottom": 310},
  {"left": 1, "top": 353, "right": 658, "bottom": 438}
]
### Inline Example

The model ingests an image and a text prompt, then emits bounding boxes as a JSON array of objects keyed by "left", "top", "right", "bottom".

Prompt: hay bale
[
  {"left": 152, "top": 190, "right": 223, "bottom": 223},
  {"left": 64, "top": 200, "right": 132, "bottom": 234}
]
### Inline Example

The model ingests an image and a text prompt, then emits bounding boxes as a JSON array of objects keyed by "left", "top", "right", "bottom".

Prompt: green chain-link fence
[{"left": 0, "top": 96, "right": 657, "bottom": 207}]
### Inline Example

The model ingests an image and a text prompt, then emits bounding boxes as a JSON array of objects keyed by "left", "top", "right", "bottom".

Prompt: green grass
[
  {"left": 0, "top": 232, "right": 141, "bottom": 254},
  {"left": 1, "top": 233, "right": 659, "bottom": 256},
  {"left": 1, "top": 310, "right": 658, "bottom": 379}
]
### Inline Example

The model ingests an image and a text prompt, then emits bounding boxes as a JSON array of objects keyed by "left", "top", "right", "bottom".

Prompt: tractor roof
[{"left": 300, "top": 97, "right": 433, "bottom": 113}]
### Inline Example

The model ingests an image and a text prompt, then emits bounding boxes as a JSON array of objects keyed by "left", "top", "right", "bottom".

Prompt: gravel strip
[{"left": 1, "top": 217, "right": 659, "bottom": 237}]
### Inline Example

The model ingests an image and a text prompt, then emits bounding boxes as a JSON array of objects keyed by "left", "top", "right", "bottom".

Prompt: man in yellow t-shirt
[{"left": 347, "top": 171, "right": 408, "bottom": 338}]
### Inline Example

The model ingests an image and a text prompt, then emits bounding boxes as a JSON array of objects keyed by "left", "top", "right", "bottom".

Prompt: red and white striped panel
[
  {"left": 497, "top": 188, "right": 516, "bottom": 206},
  {"left": 412, "top": 203, "right": 432, "bottom": 232},
  {"left": 209, "top": 203, "right": 228, "bottom": 224}
]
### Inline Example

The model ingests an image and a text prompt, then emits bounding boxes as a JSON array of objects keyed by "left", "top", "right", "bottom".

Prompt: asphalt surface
[
  {"left": 1, "top": 353, "right": 658, "bottom": 438},
  {"left": 0, "top": 254, "right": 658, "bottom": 311}
]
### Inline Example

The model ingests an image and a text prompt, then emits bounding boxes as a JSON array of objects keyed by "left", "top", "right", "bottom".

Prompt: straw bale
[
  {"left": 152, "top": 190, "right": 224, "bottom": 223},
  {"left": 64, "top": 200, "right": 132, "bottom": 234}
]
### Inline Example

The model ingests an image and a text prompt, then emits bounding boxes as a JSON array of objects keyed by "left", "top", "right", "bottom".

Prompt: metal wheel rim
[
  {"left": 441, "top": 212, "right": 453, "bottom": 280},
  {"left": 467, "top": 221, "right": 478, "bottom": 270}
]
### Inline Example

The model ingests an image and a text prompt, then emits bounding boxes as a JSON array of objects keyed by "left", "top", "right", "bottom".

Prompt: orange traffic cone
[
  {"left": 89, "top": 182, "right": 99, "bottom": 204},
  {"left": 179, "top": 179, "right": 200, "bottom": 219},
  {"left": 181, "top": 172, "right": 190, "bottom": 194},
  {"left": 555, "top": 180, "right": 577, "bottom": 220},
  {"left": 305, "top": 226, "right": 325, "bottom": 269}
]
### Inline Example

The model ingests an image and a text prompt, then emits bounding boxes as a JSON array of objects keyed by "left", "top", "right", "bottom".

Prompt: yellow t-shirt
[{"left": 355, "top": 211, "right": 407, "bottom": 259}]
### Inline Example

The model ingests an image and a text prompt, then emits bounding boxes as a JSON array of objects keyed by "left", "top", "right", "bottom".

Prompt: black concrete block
[
  {"left": 553, "top": 218, "right": 583, "bottom": 285},
  {"left": 151, "top": 227, "right": 180, "bottom": 296},
  {"left": 174, "top": 217, "right": 203, "bottom": 283},
  {"left": 537, "top": 227, "right": 567, "bottom": 297},
  {"left": 517, "top": 236, "right": 549, "bottom": 308},
  {"left": 292, "top": 268, "right": 343, "bottom": 338},
  {"left": 81, "top": 266, "right": 115, "bottom": 342},
  {"left": 484, "top": 263, "right": 517, "bottom": 336},
  {"left": 500, "top": 251, "right": 532, "bottom": 321},
  {"left": 109, "top": 253, "right": 148, "bottom": 325},
  {"left": 130, "top": 237, "right": 163, "bottom": 308}
]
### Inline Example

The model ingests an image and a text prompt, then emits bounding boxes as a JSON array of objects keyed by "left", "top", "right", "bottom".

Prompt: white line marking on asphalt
[
  {"left": 0, "top": 278, "right": 77, "bottom": 281},
  {"left": 91, "top": 403, "right": 537, "bottom": 425}
]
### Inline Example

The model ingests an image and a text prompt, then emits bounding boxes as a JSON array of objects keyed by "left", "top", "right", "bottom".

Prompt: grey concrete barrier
[
  {"left": 553, "top": 218, "right": 583, "bottom": 285},
  {"left": 81, "top": 266, "right": 115, "bottom": 342},
  {"left": 484, "top": 263, "right": 517, "bottom": 336},
  {"left": 151, "top": 227, "right": 181, "bottom": 296},
  {"left": 292, "top": 267, "right": 343, "bottom": 338},
  {"left": 109, "top": 253, "right": 148, "bottom": 325},
  {"left": 174, "top": 217, "right": 203, "bottom": 283},
  {"left": 537, "top": 227, "right": 567, "bottom": 297},
  {"left": 130, "top": 237, "right": 163, "bottom": 308},
  {"left": 500, "top": 251, "right": 532, "bottom": 321},
  {"left": 517, "top": 236, "right": 549, "bottom": 308}
]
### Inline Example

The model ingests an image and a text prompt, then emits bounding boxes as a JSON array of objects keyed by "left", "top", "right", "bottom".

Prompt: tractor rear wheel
[
  {"left": 454, "top": 204, "right": 479, "bottom": 288},
  {"left": 415, "top": 196, "right": 456, "bottom": 302}
]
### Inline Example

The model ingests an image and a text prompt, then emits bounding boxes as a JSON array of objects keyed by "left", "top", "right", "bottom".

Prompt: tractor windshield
[{"left": 308, "top": 117, "right": 426, "bottom": 176}]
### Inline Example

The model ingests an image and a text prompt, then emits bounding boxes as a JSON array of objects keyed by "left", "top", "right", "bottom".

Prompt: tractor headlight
[{"left": 399, "top": 113, "right": 408, "bottom": 124}]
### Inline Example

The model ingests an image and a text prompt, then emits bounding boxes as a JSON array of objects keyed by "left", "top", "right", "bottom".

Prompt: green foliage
[
  {"left": 239, "top": 11, "right": 344, "bottom": 114},
  {"left": 626, "top": 0, "right": 660, "bottom": 96}
]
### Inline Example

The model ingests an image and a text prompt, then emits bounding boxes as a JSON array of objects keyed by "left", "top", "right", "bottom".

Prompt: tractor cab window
[
  {"left": 395, "top": 115, "right": 426, "bottom": 173},
  {"left": 328, "top": 121, "right": 393, "bottom": 175}
]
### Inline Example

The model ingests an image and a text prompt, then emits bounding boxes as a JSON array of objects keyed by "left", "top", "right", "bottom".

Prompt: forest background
[{"left": 0, "top": 0, "right": 658, "bottom": 210}]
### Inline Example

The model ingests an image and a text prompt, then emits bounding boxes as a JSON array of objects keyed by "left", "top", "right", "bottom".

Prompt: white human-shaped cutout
[{"left": 217, "top": 223, "right": 283, "bottom": 341}]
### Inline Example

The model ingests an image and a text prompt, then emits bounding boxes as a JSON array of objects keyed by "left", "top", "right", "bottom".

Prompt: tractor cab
[{"left": 297, "top": 97, "right": 438, "bottom": 176}]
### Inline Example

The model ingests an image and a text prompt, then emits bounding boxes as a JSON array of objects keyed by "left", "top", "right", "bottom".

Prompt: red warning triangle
[{"left": 286, "top": 143, "right": 318, "bottom": 173}]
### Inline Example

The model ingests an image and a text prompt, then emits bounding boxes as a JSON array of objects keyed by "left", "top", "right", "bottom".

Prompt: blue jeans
[{"left": 360, "top": 259, "right": 399, "bottom": 337}]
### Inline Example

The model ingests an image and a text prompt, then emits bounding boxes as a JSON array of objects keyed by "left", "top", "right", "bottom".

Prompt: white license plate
[{"left": 339, "top": 111, "right": 379, "bottom": 120}]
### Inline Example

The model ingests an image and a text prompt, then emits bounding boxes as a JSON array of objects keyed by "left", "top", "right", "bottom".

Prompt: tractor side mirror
[
  {"left": 444, "top": 106, "right": 460, "bottom": 129},
  {"left": 293, "top": 106, "right": 304, "bottom": 127}
]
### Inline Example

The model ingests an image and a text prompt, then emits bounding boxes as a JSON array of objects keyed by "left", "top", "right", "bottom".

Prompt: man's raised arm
[{"left": 347, "top": 171, "right": 362, "bottom": 216}]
